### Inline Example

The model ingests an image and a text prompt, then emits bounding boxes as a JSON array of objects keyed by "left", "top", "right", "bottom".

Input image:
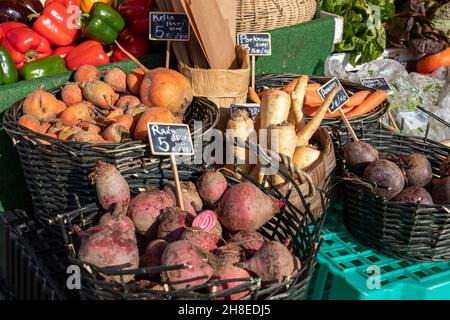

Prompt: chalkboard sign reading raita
[
  {"left": 149, "top": 12, "right": 190, "bottom": 41},
  {"left": 317, "top": 78, "right": 349, "bottom": 113},
  {"left": 147, "top": 123, "right": 194, "bottom": 156},
  {"left": 236, "top": 33, "right": 271, "bottom": 56}
]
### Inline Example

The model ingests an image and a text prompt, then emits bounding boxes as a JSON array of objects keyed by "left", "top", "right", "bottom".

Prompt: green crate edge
[{"left": 307, "top": 205, "right": 450, "bottom": 300}]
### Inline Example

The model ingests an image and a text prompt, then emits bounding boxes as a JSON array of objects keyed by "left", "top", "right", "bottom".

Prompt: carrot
[
  {"left": 346, "top": 90, "right": 371, "bottom": 108},
  {"left": 306, "top": 83, "right": 321, "bottom": 91},
  {"left": 304, "top": 89, "right": 323, "bottom": 107},
  {"left": 417, "top": 47, "right": 450, "bottom": 74},
  {"left": 282, "top": 78, "right": 299, "bottom": 93},
  {"left": 303, "top": 104, "right": 354, "bottom": 118},
  {"left": 296, "top": 87, "right": 337, "bottom": 147},
  {"left": 248, "top": 87, "right": 261, "bottom": 104},
  {"left": 346, "top": 90, "right": 386, "bottom": 118},
  {"left": 259, "top": 89, "right": 291, "bottom": 129},
  {"left": 290, "top": 76, "right": 308, "bottom": 131}
]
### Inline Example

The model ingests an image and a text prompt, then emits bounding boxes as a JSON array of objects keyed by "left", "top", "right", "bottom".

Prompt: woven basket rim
[{"left": 2, "top": 88, "right": 220, "bottom": 154}]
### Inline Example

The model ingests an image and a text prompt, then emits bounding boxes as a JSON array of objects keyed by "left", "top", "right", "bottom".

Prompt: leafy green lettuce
[{"left": 318, "top": 0, "right": 394, "bottom": 65}]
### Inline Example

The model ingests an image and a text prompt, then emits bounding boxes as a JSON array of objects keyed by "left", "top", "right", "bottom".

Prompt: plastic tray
[
  {"left": 307, "top": 205, "right": 450, "bottom": 300},
  {"left": 0, "top": 210, "right": 77, "bottom": 300}
]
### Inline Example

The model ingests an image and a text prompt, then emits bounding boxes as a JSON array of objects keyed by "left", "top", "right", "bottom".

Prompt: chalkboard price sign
[
  {"left": 230, "top": 103, "right": 260, "bottom": 121},
  {"left": 147, "top": 123, "right": 194, "bottom": 156},
  {"left": 360, "top": 77, "right": 393, "bottom": 93},
  {"left": 236, "top": 33, "right": 271, "bottom": 56},
  {"left": 149, "top": 12, "right": 190, "bottom": 41},
  {"left": 317, "top": 78, "right": 349, "bottom": 113}
]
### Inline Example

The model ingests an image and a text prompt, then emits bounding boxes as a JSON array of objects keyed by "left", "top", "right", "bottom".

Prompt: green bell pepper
[
  {"left": 19, "top": 55, "right": 68, "bottom": 80},
  {"left": 0, "top": 45, "right": 18, "bottom": 85},
  {"left": 83, "top": 3, "right": 125, "bottom": 45}
]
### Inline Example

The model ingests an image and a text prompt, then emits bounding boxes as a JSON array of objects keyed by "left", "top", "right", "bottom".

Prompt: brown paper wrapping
[{"left": 180, "top": 46, "right": 250, "bottom": 131}]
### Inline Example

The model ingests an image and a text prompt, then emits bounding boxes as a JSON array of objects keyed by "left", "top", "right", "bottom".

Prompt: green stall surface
[{"left": 0, "top": 53, "right": 165, "bottom": 212}]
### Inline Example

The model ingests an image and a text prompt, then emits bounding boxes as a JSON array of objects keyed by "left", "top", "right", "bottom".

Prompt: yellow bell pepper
[{"left": 80, "top": 0, "right": 112, "bottom": 13}]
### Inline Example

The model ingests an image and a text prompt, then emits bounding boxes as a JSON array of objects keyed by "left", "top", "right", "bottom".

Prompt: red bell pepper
[
  {"left": 32, "top": 2, "right": 80, "bottom": 46},
  {"left": 52, "top": 45, "right": 74, "bottom": 59},
  {"left": 118, "top": 0, "right": 152, "bottom": 35},
  {"left": 65, "top": 40, "right": 109, "bottom": 70},
  {"left": 45, "top": 0, "right": 81, "bottom": 7},
  {"left": 111, "top": 30, "right": 150, "bottom": 62},
  {"left": 1, "top": 26, "right": 52, "bottom": 69},
  {"left": 0, "top": 22, "right": 28, "bottom": 41}
]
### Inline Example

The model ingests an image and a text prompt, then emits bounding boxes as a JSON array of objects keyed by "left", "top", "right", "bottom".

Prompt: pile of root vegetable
[
  {"left": 237, "top": 76, "right": 387, "bottom": 188},
  {"left": 75, "top": 161, "right": 302, "bottom": 299},
  {"left": 16, "top": 62, "right": 193, "bottom": 144},
  {"left": 343, "top": 141, "right": 450, "bottom": 205}
]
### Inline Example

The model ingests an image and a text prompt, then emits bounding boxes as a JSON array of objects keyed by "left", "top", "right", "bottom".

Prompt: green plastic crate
[{"left": 307, "top": 206, "right": 450, "bottom": 300}]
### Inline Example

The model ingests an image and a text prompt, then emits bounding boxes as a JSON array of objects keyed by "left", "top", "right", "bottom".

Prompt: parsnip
[
  {"left": 296, "top": 87, "right": 337, "bottom": 147},
  {"left": 290, "top": 76, "right": 308, "bottom": 131},
  {"left": 293, "top": 145, "right": 321, "bottom": 170},
  {"left": 268, "top": 122, "right": 297, "bottom": 185},
  {"left": 259, "top": 90, "right": 291, "bottom": 130},
  {"left": 227, "top": 110, "right": 255, "bottom": 178}
]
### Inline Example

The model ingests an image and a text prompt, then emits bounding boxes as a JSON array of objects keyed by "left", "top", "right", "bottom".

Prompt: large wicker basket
[
  {"left": 55, "top": 144, "right": 324, "bottom": 300},
  {"left": 2, "top": 89, "right": 219, "bottom": 229},
  {"left": 236, "top": 0, "right": 316, "bottom": 33},
  {"left": 336, "top": 125, "right": 450, "bottom": 262}
]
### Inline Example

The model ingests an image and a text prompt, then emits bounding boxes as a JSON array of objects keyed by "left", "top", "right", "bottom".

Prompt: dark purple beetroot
[
  {"left": 363, "top": 159, "right": 405, "bottom": 200},
  {"left": 393, "top": 186, "right": 433, "bottom": 204},
  {"left": 431, "top": 177, "right": 450, "bottom": 204},
  {"left": 343, "top": 141, "right": 379, "bottom": 176},
  {"left": 399, "top": 154, "right": 432, "bottom": 187},
  {"left": 440, "top": 156, "right": 450, "bottom": 178}
]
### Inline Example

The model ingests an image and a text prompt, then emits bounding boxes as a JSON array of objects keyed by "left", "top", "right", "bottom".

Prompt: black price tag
[
  {"left": 147, "top": 123, "right": 194, "bottom": 156},
  {"left": 149, "top": 12, "right": 190, "bottom": 41},
  {"left": 317, "top": 78, "right": 349, "bottom": 113},
  {"left": 236, "top": 33, "right": 271, "bottom": 56},
  {"left": 360, "top": 77, "right": 393, "bottom": 93},
  {"left": 230, "top": 103, "right": 260, "bottom": 121}
]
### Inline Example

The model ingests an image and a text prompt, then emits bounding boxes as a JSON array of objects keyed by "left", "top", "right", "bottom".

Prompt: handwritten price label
[
  {"left": 147, "top": 123, "right": 194, "bottom": 156},
  {"left": 149, "top": 12, "right": 190, "bottom": 41}
]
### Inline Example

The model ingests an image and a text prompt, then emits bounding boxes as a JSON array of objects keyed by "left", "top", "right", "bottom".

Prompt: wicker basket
[
  {"left": 236, "top": 0, "right": 316, "bottom": 33},
  {"left": 55, "top": 147, "right": 323, "bottom": 300},
  {"left": 256, "top": 74, "right": 389, "bottom": 129},
  {"left": 336, "top": 125, "right": 450, "bottom": 262},
  {"left": 2, "top": 89, "right": 219, "bottom": 229}
]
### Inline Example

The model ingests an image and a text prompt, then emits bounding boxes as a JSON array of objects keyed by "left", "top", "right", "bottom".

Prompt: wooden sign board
[
  {"left": 147, "top": 123, "right": 194, "bottom": 156},
  {"left": 360, "top": 77, "right": 393, "bottom": 93},
  {"left": 230, "top": 103, "right": 261, "bottom": 121},
  {"left": 149, "top": 12, "right": 190, "bottom": 41},
  {"left": 236, "top": 33, "right": 271, "bottom": 56},
  {"left": 317, "top": 77, "right": 349, "bottom": 113}
]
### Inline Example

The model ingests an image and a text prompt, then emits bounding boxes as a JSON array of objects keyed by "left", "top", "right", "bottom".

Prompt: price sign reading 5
[{"left": 147, "top": 122, "right": 194, "bottom": 156}]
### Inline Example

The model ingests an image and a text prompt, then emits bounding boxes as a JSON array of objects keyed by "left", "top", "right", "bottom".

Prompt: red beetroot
[
  {"left": 363, "top": 159, "right": 405, "bottom": 200},
  {"left": 343, "top": 141, "right": 379, "bottom": 176},
  {"left": 90, "top": 161, "right": 130, "bottom": 217},
  {"left": 140, "top": 239, "right": 168, "bottom": 268},
  {"left": 99, "top": 213, "right": 136, "bottom": 242},
  {"left": 216, "top": 266, "right": 251, "bottom": 300},
  {"left": 157, "top": 207, "right": 196, "bottom": 242},
  {"left": 399, "top": 154, "right": 433, "bottom": 187},
  {"left": 229, "top": 231, "right": 265, "bottom": 259},
  {"left": 237, "top": 241, "right": 294, "bottom": 283},
  {"left": 217, "top": 182, "right": 279, "bottom": 232},
  {"left": 197, "top": 171, "right": 228, "bottom": 205},
  {"left": 180, "top": 227, "right": 220, "bottom": 251},
  {"left": 215, "top": 243, "right": 244, "bottom": 266},
  {"left": 163, "top": 182, "right": 203, "bottom": 215},
  {"left": 161, "top": 240, "right": 214, "bottom": 289},
  {"left": 127, "top": 188, "right": 175, "bottom": 237},
  {"left": 77, "top": 223, "right": 139, "bottom": 283}
]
